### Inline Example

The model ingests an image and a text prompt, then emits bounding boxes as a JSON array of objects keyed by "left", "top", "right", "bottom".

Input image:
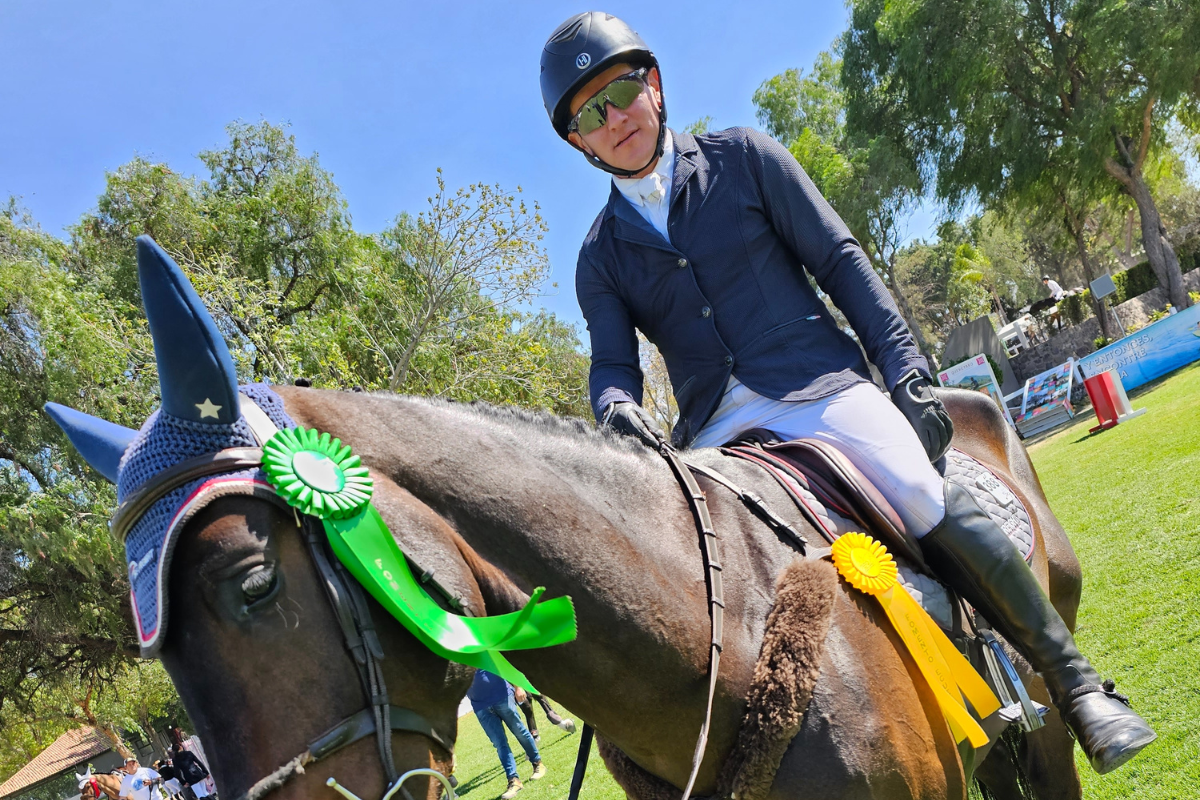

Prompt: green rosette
[{"left": 262, "top": 427, "right": 373, "bottom": 520}]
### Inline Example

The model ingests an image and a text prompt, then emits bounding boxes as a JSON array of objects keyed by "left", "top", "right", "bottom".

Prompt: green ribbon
[{"left": 262, "top": 426, "right": 577, "bottom": 693}]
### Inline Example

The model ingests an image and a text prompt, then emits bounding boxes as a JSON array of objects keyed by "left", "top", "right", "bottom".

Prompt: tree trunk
[
  {"left": 1104, "top": 116, "right": 1190, "bottom": 309},
  {"left": 990, "top": 287, "right": 1009, "bottom": 326},
  {"left": 1063, "top": 204, "right": 1112, "bottom": 341},
  {"left": 1124, "top": 172, "right": 1189, "bottom": 309},
  {"left": 1073, "top": 228, "right": 1113, "bottom": 341}
]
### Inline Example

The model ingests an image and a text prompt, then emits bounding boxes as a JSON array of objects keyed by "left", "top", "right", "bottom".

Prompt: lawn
[
  {"left": 451, "top": 363, "right": 1200, "bottom": 800},
  {"left": 452, "top": 705, "right": 623, "bottom": 800},
  {"left": 1026, "top": 360, "right": 1200, "bottom": 798}
]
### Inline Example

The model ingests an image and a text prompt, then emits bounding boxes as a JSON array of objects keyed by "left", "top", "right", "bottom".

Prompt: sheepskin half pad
[{"left": 597, "top": 556, "right": 838, "bottom": 800}]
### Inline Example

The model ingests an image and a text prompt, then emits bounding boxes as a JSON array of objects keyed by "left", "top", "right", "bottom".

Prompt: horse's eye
[{"left": 240, "top": 564, "right": 278, "bottom": 605}]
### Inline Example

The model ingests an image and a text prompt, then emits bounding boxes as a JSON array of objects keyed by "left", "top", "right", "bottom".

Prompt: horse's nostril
[{"left": 241, "top": 564, "right": 278, "bottom": 604}]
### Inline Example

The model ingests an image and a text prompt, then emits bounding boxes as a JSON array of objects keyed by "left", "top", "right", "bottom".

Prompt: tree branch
[
  {"left": 1135, "top": 96, "right": 1156, "bottom": 173},
  {"left": 0, "top": 444, "right": 48, "bottom": 489}
]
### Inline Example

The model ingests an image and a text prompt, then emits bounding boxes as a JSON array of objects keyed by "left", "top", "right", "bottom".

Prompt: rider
[{"left": 540, "top": 11, "right": 1155, "bottom": 775}]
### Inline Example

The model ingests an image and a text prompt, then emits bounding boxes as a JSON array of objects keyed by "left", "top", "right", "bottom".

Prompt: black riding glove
[
  {"left": 601, "top": 401, "right": 667, "bottom": 450},
  {"left": 890, "top": 369, "right": 954, "bottom": 462}
]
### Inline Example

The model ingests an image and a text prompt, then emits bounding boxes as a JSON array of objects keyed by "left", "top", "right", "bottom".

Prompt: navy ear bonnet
[
  {"left": 45, "top": 236, "right": 299, "bottom": 655},
  {"left": 118, "top": 384, "right": 296, "bottom": 653}
]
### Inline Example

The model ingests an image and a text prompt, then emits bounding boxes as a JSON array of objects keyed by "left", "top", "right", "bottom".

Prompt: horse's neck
[{"left": 278, "top": 388, "right": 714, "bottom": 712}]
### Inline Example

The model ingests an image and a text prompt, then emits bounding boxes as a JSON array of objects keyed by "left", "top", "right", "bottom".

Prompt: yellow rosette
[{"left": 832, "top": 532, "right": 1001, "bottom": 748}]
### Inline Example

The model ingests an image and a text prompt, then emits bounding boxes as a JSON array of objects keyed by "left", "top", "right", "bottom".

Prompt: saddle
[
  {"left": 722, "top": 429, "right": 927, "bottom": 570},
  {"left": 715, "top": 431, "right": 1048, "bottom": 735}
]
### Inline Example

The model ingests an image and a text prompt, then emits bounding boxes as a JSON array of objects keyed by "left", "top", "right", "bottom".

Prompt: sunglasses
[{"left": 568, "top": 68, "right": 649, "bottom": 136}]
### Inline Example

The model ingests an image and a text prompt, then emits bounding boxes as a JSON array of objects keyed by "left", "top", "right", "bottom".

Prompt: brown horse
[
  {"left": 151, "top": 384, "right": 1082, "bottom": 800},
  {"left": 79, "top": 771, "right": 123, "bottom": 799}
]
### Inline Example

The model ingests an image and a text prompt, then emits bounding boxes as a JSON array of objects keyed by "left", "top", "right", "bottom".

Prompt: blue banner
[{"left": 1077, "top": 304, "right": 1200, "bottom": 390}]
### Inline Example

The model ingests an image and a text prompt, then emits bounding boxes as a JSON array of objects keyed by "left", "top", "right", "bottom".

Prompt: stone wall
[{"left": 1009, "top": 317, "right": 1101, "bottom": 382}]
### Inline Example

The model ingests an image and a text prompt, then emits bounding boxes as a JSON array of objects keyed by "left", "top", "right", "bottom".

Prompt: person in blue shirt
[
  {"left": 539, "top": 11, "right": 1154, "bottom": 775},
  {"left": 468, "top": 670, "right": 546, "bottom": 799}
]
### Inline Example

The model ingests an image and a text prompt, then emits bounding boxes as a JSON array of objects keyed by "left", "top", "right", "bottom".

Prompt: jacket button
[
  {"left": 701, "top": 306, "right": 711, "bottom": 318},
  {"left": 677, "top": 258, "right": 688, "bottom": 269},
  {"left": 723, "top": 355, "right": 733, "bottom": 366}
]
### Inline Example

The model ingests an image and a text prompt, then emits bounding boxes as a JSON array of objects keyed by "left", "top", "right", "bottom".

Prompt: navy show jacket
[{"left": 575, "top": 127, "right": 929, "bottom": 448}]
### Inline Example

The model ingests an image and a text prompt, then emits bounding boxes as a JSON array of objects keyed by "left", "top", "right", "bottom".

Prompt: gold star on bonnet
[{"left": 195, "top": 398, "right": 222, "bottom": 419}]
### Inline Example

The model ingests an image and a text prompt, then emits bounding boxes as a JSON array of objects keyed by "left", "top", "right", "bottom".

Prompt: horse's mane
[{"left": 397, "top": 394, "right": 659, "bottom": 459}]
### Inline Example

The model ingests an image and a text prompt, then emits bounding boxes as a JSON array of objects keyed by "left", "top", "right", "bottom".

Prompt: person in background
[
  {"left": 153, "top": 759, "right": 185, "bottom": 799},
  {"left": 468, "top": 670, "right": 546, "bottom": 799},
  {"left": 1043, "top": 275, "right": 1065, "bottom": 301},
  {"left": 171, "top": 743, "right": 212, "bottom": 799},
  {"left": 119, "top": 756, "right": 164, "bottom": 800}
]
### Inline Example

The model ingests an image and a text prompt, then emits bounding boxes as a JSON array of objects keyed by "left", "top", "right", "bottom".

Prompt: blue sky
[{"left": 1, "top": 1, "right": 936, "bottom": 330}]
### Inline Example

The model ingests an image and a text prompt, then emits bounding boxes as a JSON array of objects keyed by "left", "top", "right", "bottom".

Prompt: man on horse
[{"left": 540, "top": 11, "right": 1154, "bottom": 775}]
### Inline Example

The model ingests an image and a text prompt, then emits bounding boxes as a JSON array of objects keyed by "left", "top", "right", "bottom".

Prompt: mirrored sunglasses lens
[{"left": 576, "top": 78, "right": 644, "bottom": 135}]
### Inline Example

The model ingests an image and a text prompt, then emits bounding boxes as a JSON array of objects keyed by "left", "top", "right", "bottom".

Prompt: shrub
[
  {"left": 1094, "top": 335, "right": 1111, "bottom": 349},
  {"left": 1111, "top": 261, "right": 1159, "bottom": 303},
  {"left": 1146, "top": 306, "right": 1171, "bottom": 324},
  {"left": 1059, "top": 292, "right": 1093, "bottom": 325}
]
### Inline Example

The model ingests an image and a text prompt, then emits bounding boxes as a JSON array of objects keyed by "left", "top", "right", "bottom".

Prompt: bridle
[{"left": 110, "top": 400, "right": 454, "bottom": 800}]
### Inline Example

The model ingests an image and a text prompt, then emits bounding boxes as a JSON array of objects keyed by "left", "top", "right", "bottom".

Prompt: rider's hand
[
  {"left": 601, "top": 401, "right": 667, "bottom": 450},
  {"left": 890, "top": 370, "right": 954, "bottom": 462}
]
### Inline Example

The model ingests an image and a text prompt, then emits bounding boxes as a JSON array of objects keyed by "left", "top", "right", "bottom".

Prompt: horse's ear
[
  {"left": 44, "top": 403, "right": 137, "bottom": 484},
  {"left": 136, "top": 235, "right": 239, "bottom": 424}
]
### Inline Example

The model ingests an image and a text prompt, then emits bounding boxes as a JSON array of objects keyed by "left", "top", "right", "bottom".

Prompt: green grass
[
  {"left": 452, "top": 708, "right": 623, "bottom": 800},
  {"left": 1027, "top": 361, "right": 1200, "bottom": 798},
  {"left": 453, "top": 364, "right": 1200, "bottom": 799}
]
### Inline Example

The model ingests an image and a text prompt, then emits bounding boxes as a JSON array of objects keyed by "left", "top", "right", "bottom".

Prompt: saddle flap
[{"left": 728, "top": 431, "right": 928, "bottom": 573}]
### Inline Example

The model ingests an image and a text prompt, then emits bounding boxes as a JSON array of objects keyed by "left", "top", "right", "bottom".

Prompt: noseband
[{"left": 111, "top": 400, "right": 453, "bottom": 800}]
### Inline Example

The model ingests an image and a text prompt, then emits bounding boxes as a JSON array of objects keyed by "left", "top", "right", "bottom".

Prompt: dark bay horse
[
  {"left": 51, "top": 239, "right": 1085, "bottom": 800},
  {"left": 156, "top": 385, "right": 1081, "bottom": 800}
]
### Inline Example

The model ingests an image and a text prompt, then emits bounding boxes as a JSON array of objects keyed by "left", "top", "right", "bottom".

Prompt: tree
[
  {"left": 754, "top": 52, "right": 934, "bottom": 365},
  {"left": 1, "top": 121, "right": 593, "bottom": 755},
  {"left": 842, "top": 0, "right": 1200, "bottom": 310},
  {"left": 340, "top": 172, "right": 552, "bottom": 394},
  {"left": 0, "top": 206, "right": 151, "bottom": 715}
]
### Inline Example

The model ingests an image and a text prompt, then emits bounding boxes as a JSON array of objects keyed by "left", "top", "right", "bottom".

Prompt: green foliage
[
  {"left": 1053, "top": 258, "right": 1183, "bottom": 329},
  {"left": 1059, "top": 292, "right": 1093, "bottom": 326},
  {"left": 1146, "top": 306, "right": 1171, "bottom": 325},
  {"left": 683, "top": 116, "right": 713, "bottom": 135},
  {"left": 1094, "top": 335, "right": 1111, "bottom": 350},
  {"left": 841, "top": 0, "right": 1200, "bottom": 308},
  {"left": 0, "top": 121, "right": 591, "bottom": 760},
  {"left": 1114, "top": 261, "right": 1162, "bottom": 303}
]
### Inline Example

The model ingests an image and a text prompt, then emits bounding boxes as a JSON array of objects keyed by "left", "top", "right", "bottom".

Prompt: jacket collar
[
  {"left": 603, "top": 128, "right": 697, "bottom": 252},
  {"left": 670, "top": 129, "right": 699, "bottom": 206}
]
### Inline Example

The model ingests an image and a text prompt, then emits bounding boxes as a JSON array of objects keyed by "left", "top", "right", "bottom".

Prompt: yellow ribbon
[{"left": 831, "top": 533, "right": 1001, "bottom": 748}]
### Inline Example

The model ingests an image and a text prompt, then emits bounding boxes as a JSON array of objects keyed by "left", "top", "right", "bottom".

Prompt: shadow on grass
[{"left": 454, "top": 732, "right": 580, "bottom": 797}]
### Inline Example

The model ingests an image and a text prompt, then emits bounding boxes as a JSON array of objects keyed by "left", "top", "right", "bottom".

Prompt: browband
[{"left": 111, "top": 448, "right": 264, "bottom": 542}]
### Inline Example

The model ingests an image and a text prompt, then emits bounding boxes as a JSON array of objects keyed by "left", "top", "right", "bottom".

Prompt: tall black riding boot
[{"left": 920, "top": 482, "right": 1155, "bottom": 774}]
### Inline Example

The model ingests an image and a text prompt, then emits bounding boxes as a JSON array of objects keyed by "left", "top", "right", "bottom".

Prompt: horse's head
[{"left": 47, "top": 238, "right": 473, "bottom": 800}]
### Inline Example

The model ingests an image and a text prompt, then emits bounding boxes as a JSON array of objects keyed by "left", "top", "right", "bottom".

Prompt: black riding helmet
[{"left": 540, "top": 12, "right": 667, "bottom": 177}]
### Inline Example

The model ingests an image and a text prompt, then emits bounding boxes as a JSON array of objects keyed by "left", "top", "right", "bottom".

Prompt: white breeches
[{"left": 690, "top": 379, "right": 947, "bottom": 536}]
